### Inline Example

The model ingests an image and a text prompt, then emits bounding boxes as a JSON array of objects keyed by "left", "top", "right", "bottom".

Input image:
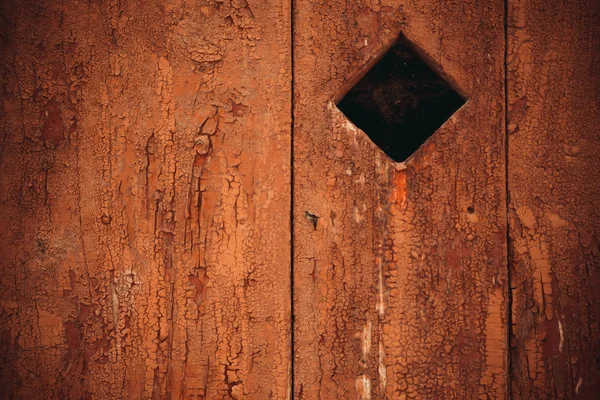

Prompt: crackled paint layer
[
  {"left": 508, "top": 0, "right": 600, "bottom": 397},
  {"left": 0, "top": 0, "right": 291, "bottom": 398},
  {"left": 292, "top": 0, "right": 507, "bottom": 398}
]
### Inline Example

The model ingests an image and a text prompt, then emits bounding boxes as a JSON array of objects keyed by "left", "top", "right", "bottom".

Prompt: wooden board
[
  {"left": 292, "top": 0, "right": 507, "bottom": 398},
  {"left": 507, "top": 0, "right": 600, "bottom": 397},
  {"left": 2, "top": 0, "right": 599, "bottom": 398},
  {"left": 0, "top": 0, "right": 291, "bottom": 398}
]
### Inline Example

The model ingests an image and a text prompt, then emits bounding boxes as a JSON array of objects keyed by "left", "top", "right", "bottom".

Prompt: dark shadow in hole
[{"left": 336, "top": 35, "right": 466, "bottom": 163}]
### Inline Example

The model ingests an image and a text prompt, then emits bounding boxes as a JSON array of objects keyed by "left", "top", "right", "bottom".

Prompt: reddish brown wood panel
[
  {"left": 507, "top": 0, "right": 600, "bottom": 398},
  {"left": 0, "top": 0, "right": 291, "bottom": 398},
  {"left": 293, "top": 1, "right": 507, "bottom": 398}
]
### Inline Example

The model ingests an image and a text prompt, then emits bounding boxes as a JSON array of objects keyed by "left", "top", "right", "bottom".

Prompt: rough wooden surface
[
  {"left": 507, "top": 0, "right": 600, "bottom": 398},
  {"left": 0, "top": 0, "right": 291, "bottom": 398},
  {"left": 292, "top": 0, "right": 507, "bottom": 398},
  {"left": 2, "top": 0, "right": 600, "bottom": 399}
]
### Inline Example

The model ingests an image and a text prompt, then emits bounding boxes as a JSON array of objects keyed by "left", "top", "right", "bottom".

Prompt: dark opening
[{"left": 336, "top": 35, "right": 466, "bottom": 163}]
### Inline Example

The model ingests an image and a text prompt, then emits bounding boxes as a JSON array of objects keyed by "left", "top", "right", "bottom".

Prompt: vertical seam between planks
[
  {"left": 504, "top": 0, "right": 513, "bottom": 397},
  {"left": 290, "top": 0, "right": 296, "bottom": 397}
]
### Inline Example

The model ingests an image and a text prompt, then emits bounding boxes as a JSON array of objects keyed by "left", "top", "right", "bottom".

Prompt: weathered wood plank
[
  {"left": 293, "top": 1, "right": 507, "bottom": 398},
  {"left": 0, "top": 0, "right": 291, "bottom": 398},
  {"left": 507, "top": 0, "right": 600, "bottom": 397}
]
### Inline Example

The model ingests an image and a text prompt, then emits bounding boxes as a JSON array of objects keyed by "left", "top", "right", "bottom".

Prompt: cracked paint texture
[
  {"left": 508, "top": 0, "right": 600, "bottom": 398},
  {"left": 1, "top": 0, "right": 599, "bottom": 399},
  {"left": 0, "top": 0, "right": 291, "bottom": 398},
  {"left": 292, "top": 0, "right": 507, "bottom": 398}
]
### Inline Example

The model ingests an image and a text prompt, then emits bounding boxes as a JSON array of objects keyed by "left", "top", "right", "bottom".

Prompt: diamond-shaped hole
[{"left": 336, "top": 35, "right": 466, "bottom": 163}]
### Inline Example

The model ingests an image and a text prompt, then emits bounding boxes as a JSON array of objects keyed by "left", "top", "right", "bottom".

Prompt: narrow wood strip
[{"left": 507, "top": 0, "right": 600, "bottom": 397}]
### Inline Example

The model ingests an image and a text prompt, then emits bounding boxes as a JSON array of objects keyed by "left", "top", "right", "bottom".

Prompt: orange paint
[{"left": 391, "top": 171, "right": 407, "bottom": 208}]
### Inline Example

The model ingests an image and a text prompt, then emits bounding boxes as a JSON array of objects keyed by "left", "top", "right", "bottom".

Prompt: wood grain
[
  {"left": 0, "top": 0, "right": 291, "bottom": 398},
  {"left": 507, "top": 0, "right": 600, "bottom": 398},
  {"left": 292, "top": 0, "right": 507, "bottom": 398},
  {"left": 2, "top": 0, "right": 598, "bottom": 398}
]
